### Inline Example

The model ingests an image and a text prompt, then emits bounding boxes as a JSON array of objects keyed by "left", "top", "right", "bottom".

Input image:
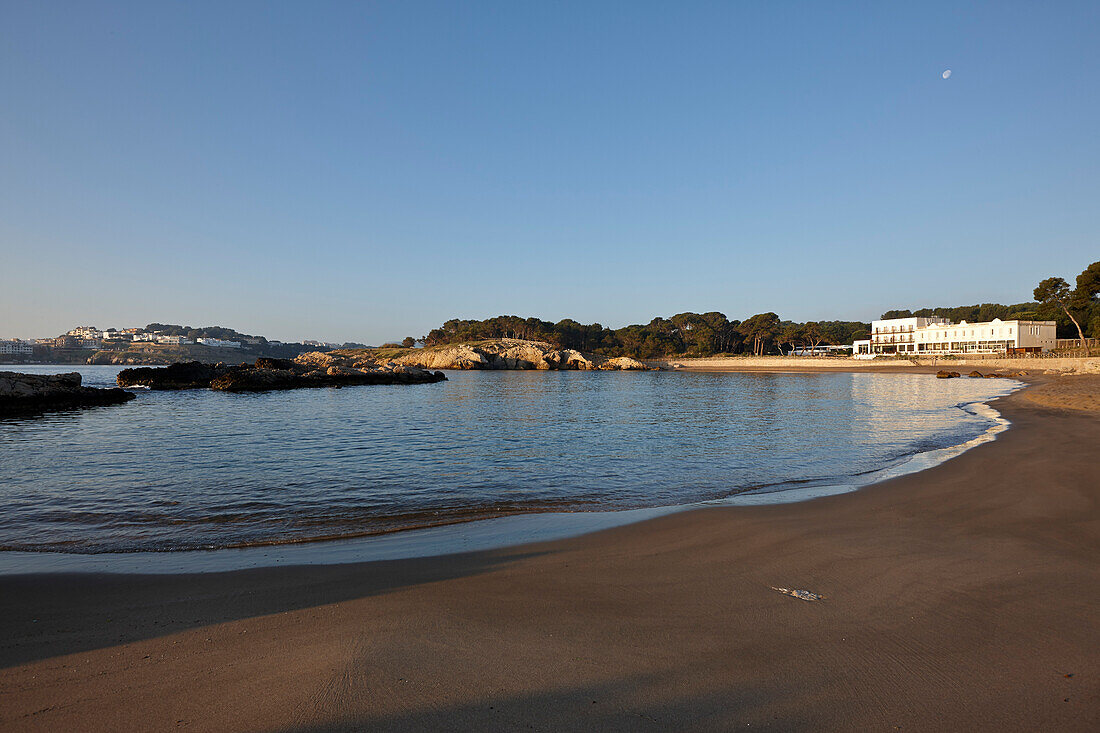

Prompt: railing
[{"left": 1055, "top": 338, "right": 1099, "bottom": 350}]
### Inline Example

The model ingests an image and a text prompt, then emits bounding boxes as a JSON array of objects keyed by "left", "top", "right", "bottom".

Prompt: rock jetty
[
  {"left": 0, "top": 371, "right": 135, "bottom": 416},
  {"left": 327, "top": 340, "right": 653, "bottom": 372},
  {"left": 117, "top": 358, "right": 447, "bottom": 392}
]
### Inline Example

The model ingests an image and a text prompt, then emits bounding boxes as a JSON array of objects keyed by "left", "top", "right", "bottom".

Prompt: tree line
[
  {"left": 417, "top": 261, "right": 1100, "bottom": 359},
  {"left": 883, "top": 260, "right": 1100, "bottom": 342},
  {"left": 144, "top": 323, "right": 266, "bottom": 343},
  {"left": 421, "top": 313, "right": 871, "bottom": 359}
]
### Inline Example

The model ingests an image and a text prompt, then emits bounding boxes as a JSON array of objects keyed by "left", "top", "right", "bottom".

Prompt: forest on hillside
[{"left": 422, "top": 313, "right": 870, "bottom": 359}]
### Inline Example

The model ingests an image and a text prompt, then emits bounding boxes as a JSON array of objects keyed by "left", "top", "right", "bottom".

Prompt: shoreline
[
  {"left": 0, "top": 374, "right": 1022, "bottom": 574},
  {"left": 2, "top": 376, "right": 1098, "bottom": 730},
  {"left": 662, "top": 354, "right": 1099, "bottom": 376}
]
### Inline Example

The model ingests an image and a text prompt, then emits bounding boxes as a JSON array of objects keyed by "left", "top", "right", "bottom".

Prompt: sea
[{"left": 0, "top": 365, "right": 1020, "bottom": 572}]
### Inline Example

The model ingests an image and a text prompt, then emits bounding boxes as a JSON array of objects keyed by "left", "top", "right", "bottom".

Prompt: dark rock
[
  {"left": 210, "top": 367, "right": 301, "bottom": 392},
  {"left": 210, "top": 363, "right": 447, "bottom": 392},
  {"left": 117, "top": 359, "right": 447, "bottom": 393},
  {"left": 936, "top": 370, "right": 961, "bottom": 379},
  {"left": 253, "top": 357, "right": 302, "bottom": 371},
  {"left": 968, "top": 371, "right": 983, "bottom": 378},
  {"left": 117, "top": 361, "right": 230, "bottom": 389},
  {"left": 0, "top": 371, "right": 135, "bottom": 416}
]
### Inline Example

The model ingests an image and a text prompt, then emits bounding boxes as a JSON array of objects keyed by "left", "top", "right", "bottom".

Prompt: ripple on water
[{"left": 0, "top": 366, "right": 1018, "bottom": 553}]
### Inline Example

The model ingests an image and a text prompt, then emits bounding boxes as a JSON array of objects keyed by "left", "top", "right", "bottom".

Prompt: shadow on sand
[
  {"left": 0, "top": 549, "right": 545, "bottom": 668},
  {"left": 272, "top": 673, "right": 816, "bottom": 732}
]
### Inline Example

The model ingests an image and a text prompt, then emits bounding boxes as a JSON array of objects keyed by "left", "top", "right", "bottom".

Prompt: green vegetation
[
  {"left": 418, "top": 261, "right": 1099, "bottom": 359},
  {"left": 144, "top": 323, "right": 266, "bottom": 343},
  {"left": 422, "top": 313, "right": 870, "bottom": 359},
  {"left": 1034, "top": 261, "right": 1100, "bottom": 351},
  {"left": 883, "top": 260, "right": 1100, "bottom": 342},
  {"left": 880, "top": 303, "right": 1042, "bottom": 323}
]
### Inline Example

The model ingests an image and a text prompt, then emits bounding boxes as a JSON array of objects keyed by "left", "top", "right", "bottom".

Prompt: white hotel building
[{"left": 853, "top": 316, "right": 1057, "bottom": 356}]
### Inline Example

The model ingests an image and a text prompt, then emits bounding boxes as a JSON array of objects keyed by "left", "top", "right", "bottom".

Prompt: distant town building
[
  {"left": 156, "top": 335, "right": 193, "bottom": 345},
  {"left": 854, "top": 317, "right": 1058, "bottom": 356},
  {"left": 0, "top": 340, "right": 33, "bottom": 355},
  {"left": 103, "top": 331, "right": 134, "bottom": 342},
  {"left": 197, "top": 338, "right": 242, "bottom": 348},
  {"left": 79, "top": 339, "right": 102, "bottom": 350},
  {"left": 132, "top": 333, "right": 158, "bottom": 342},
  {"left": 66, "top": 326, "right": 102, "bottom": 340}
]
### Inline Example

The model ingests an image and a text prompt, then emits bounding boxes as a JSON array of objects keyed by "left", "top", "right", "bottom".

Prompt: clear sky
[{"left": 2, "top": 1, "right": 1098, "bottom": 343}]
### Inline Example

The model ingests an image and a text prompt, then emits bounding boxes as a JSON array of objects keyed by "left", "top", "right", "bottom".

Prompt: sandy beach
[{"left": 2, "top": 375, "right": 1098, "bottom": 731}]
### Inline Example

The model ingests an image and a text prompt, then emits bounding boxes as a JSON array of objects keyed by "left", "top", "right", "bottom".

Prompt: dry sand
[{"left": 1, "top": 377, "right": 1098, "bottom": 731}]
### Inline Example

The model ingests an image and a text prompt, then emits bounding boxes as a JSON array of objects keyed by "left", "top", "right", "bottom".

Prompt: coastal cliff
[
  {"left": 324, "top": 339, "right": 653, "bottom": 371},
  {"left": 0, "top": 371, "right": 135, "bottom": 415}
]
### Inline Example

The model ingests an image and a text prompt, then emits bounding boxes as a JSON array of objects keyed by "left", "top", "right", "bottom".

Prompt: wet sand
[{"left": 1, "top": 377, "right": 1098, "bottom": 731}]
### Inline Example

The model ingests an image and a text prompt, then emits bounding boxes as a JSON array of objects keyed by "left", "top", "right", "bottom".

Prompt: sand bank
[{"left": 1, "top": 377, "right": 1098, "bottom": 731}]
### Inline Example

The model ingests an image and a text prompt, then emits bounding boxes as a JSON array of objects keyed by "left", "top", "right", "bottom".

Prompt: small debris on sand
[{"left": 771, "top": 587, "right": 824, "bottom": 602}]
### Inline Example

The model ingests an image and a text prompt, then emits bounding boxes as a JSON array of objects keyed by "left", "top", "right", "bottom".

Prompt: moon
[{"left": 942, "top": 69, "right": 952, "bottom": 79}]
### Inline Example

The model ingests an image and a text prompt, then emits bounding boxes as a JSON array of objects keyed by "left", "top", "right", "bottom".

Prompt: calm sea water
[{"left": 0, "top": 365, "right": 1016, "bottom": 555}]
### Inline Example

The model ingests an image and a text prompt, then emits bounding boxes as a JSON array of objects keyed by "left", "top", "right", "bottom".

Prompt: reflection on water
[{"left": 0, "top": 366, "right": 1017, "bottom": 554}]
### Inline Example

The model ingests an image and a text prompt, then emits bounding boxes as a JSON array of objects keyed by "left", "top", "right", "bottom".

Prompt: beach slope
[{"left": 1, "top": 377, "right": 1098, "bottom": 731}]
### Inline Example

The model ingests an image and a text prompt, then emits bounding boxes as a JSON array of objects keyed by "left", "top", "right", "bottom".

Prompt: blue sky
[{"left": 2, "top": 1, "right": 1098, "bottom": 343}]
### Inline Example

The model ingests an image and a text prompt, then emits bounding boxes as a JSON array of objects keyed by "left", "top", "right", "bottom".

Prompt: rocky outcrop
[
  {"left": 0, "top": 371, "right": 135, "bottom": 416},
  {"left": 936, "top": 370, "right": 962, "bottom": 379},
  {"left": 117, "top": 361, "right": 229, "bottom": 389},
  {"left": 600, "top": 356, "right": 648, "bottom": 370},
  {"left": 293, "top": 351, "right": 339, "bottom": 369},
  {"left": 117, "top": 359, "right": 446, "bottom": 392},
  {"left": 398, "top": 344, "right": 491, "bottom": 370},
  {"left": 211, "top": 362, "right": 445, "bottom": 392},
  {"left": 325, "top": 340, "right": 655, "bottom": 372}
]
